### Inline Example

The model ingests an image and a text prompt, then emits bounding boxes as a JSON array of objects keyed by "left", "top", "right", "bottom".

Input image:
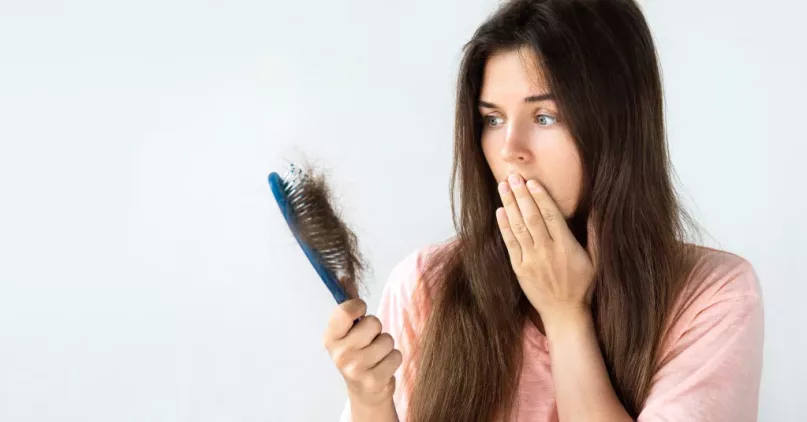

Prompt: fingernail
[
  {"left": 498, "top": 182, "right": 509, "bottom": 194},
  {"left": 527, "top": 179, "right": 541, "bottom": 192},
  {"left": 508, "top": 174, "right": 521, "bottom": 185}
]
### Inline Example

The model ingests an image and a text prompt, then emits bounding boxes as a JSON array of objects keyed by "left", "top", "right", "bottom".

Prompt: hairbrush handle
[{"left": 269, "top": 172, "right": 350, "bottom": 304}]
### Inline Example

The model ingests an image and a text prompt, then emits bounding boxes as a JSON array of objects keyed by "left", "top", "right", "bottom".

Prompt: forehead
[{"left": 480, "top": 47, "right": 550, "bottom": 99}]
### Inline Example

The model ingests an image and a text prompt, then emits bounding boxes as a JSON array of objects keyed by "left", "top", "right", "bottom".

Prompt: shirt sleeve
[
  {"left": 638, "top": 261, "right": 764, "bottom": 421},
  {"left": 338, "top": 247, "right": 423, "bottom": 421}
]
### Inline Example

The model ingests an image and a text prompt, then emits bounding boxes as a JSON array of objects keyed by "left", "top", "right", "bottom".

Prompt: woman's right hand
[{"left": 323, "top": 298, "right": 403, "bottom": 409}]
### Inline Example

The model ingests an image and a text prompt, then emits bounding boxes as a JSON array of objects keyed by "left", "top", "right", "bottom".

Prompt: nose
[{"left": 500, "top": 119, "right": 533, "bottom": 165}]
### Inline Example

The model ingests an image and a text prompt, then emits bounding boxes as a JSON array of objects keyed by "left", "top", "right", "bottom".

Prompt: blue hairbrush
[{"left": 268, "top": 162, "right": 366, "bottom": 304}]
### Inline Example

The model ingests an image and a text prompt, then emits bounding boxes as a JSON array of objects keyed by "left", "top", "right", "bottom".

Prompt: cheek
[
  {"left": 543, "top": 147, "right": 583, "bottom": 217},
  {"left": 529, "top": 128, "right": 582, "bottom": 217},
  {"left": 481, "top": 138, "right": 505, "bottom": 180}
]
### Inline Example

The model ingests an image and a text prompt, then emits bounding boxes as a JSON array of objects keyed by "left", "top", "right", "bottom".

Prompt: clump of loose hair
[{"left": 283, "top": 156, "right": 369, "bottom": 299}]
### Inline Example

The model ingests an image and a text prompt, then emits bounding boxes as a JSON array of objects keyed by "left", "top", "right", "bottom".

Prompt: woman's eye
[
  {"left": 486, "top": 116, "right": 505, "bottom": 127},
  {"left": 535, "top": 114, "right": 557, "bottom": 126}
]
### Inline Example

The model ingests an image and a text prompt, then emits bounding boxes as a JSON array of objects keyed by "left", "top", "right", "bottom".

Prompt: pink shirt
[{"left": 340, "top": 243, "right": 764, "bottom": 421}]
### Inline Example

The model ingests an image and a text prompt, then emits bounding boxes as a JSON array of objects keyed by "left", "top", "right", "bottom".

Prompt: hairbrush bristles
[{"left": 271, "top": 161, "right": 367, "bottom": 302}]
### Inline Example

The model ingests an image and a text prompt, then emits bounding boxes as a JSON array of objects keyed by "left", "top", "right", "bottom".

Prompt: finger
[
  {"left": 325, "top": 299, "right": 367, "bottom": 343},
  {"left": 496, "top": 207, "right": 522, "bottom": 264},
  {"left": 368, "top": 348, "right": 403, "bottom": 383},
  {"left": 355, "top": 333, "right": 395, "bottom": 370},
  {"left": 526, "top": 179, "right": 574, "bottom": 242},
  {"left": 341, "top": 314, "right": 383, "bottom": 350},
  {"left": 508, "top": 174, "right": 551, "bottom": 245},
  {"left": 498, "top": 179, "right": 533, "bottom": 248}
]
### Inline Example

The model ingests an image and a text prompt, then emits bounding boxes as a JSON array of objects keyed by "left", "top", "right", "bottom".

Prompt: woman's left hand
[{"left": 495, "top": 173, "right": 597, "bottom": 326}]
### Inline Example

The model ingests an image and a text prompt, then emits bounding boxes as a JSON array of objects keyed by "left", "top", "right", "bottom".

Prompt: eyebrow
[{"left": 478, "top": 93, "right": 555, "bottom": 109}]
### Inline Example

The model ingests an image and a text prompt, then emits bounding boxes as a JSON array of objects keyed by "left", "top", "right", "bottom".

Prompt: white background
[{"left": 0, "top": 0, "right": 804, "bottom": 420}]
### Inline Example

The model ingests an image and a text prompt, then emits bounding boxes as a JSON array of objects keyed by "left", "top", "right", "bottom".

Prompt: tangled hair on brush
[{"left": 288, "top": 159, "right": 369, "bottom": 299}]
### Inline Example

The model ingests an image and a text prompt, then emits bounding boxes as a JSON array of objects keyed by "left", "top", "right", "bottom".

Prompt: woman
[{"left": 323, "top": 0, "right": 764, "bottom": 421}]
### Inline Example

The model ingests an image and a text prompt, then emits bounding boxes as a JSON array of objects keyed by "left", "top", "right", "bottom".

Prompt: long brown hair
[{"left": 403, "top": 0, "right": 700, "bottom": 420}]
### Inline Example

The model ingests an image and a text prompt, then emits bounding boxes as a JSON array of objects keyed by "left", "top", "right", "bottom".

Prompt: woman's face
[{"left": 479, "top": 47, "right": 583, "bottom": 218}]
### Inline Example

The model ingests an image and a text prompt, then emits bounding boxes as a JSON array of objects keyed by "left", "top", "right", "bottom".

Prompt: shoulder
[
  {"left": 374, "top": 238, "right": 456, "bottom": 335},
  {"left": 642, "top": 246, "right": 765, "bottom": 418},
  {"left": 679, "top": 245, "right": 762, "bottom": 305},
  {"left": 658, "top": 245, "right": 764, "bottom": 359},
  {"left": 380, "top": 238, "right": 457, "bottom": 306}
]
